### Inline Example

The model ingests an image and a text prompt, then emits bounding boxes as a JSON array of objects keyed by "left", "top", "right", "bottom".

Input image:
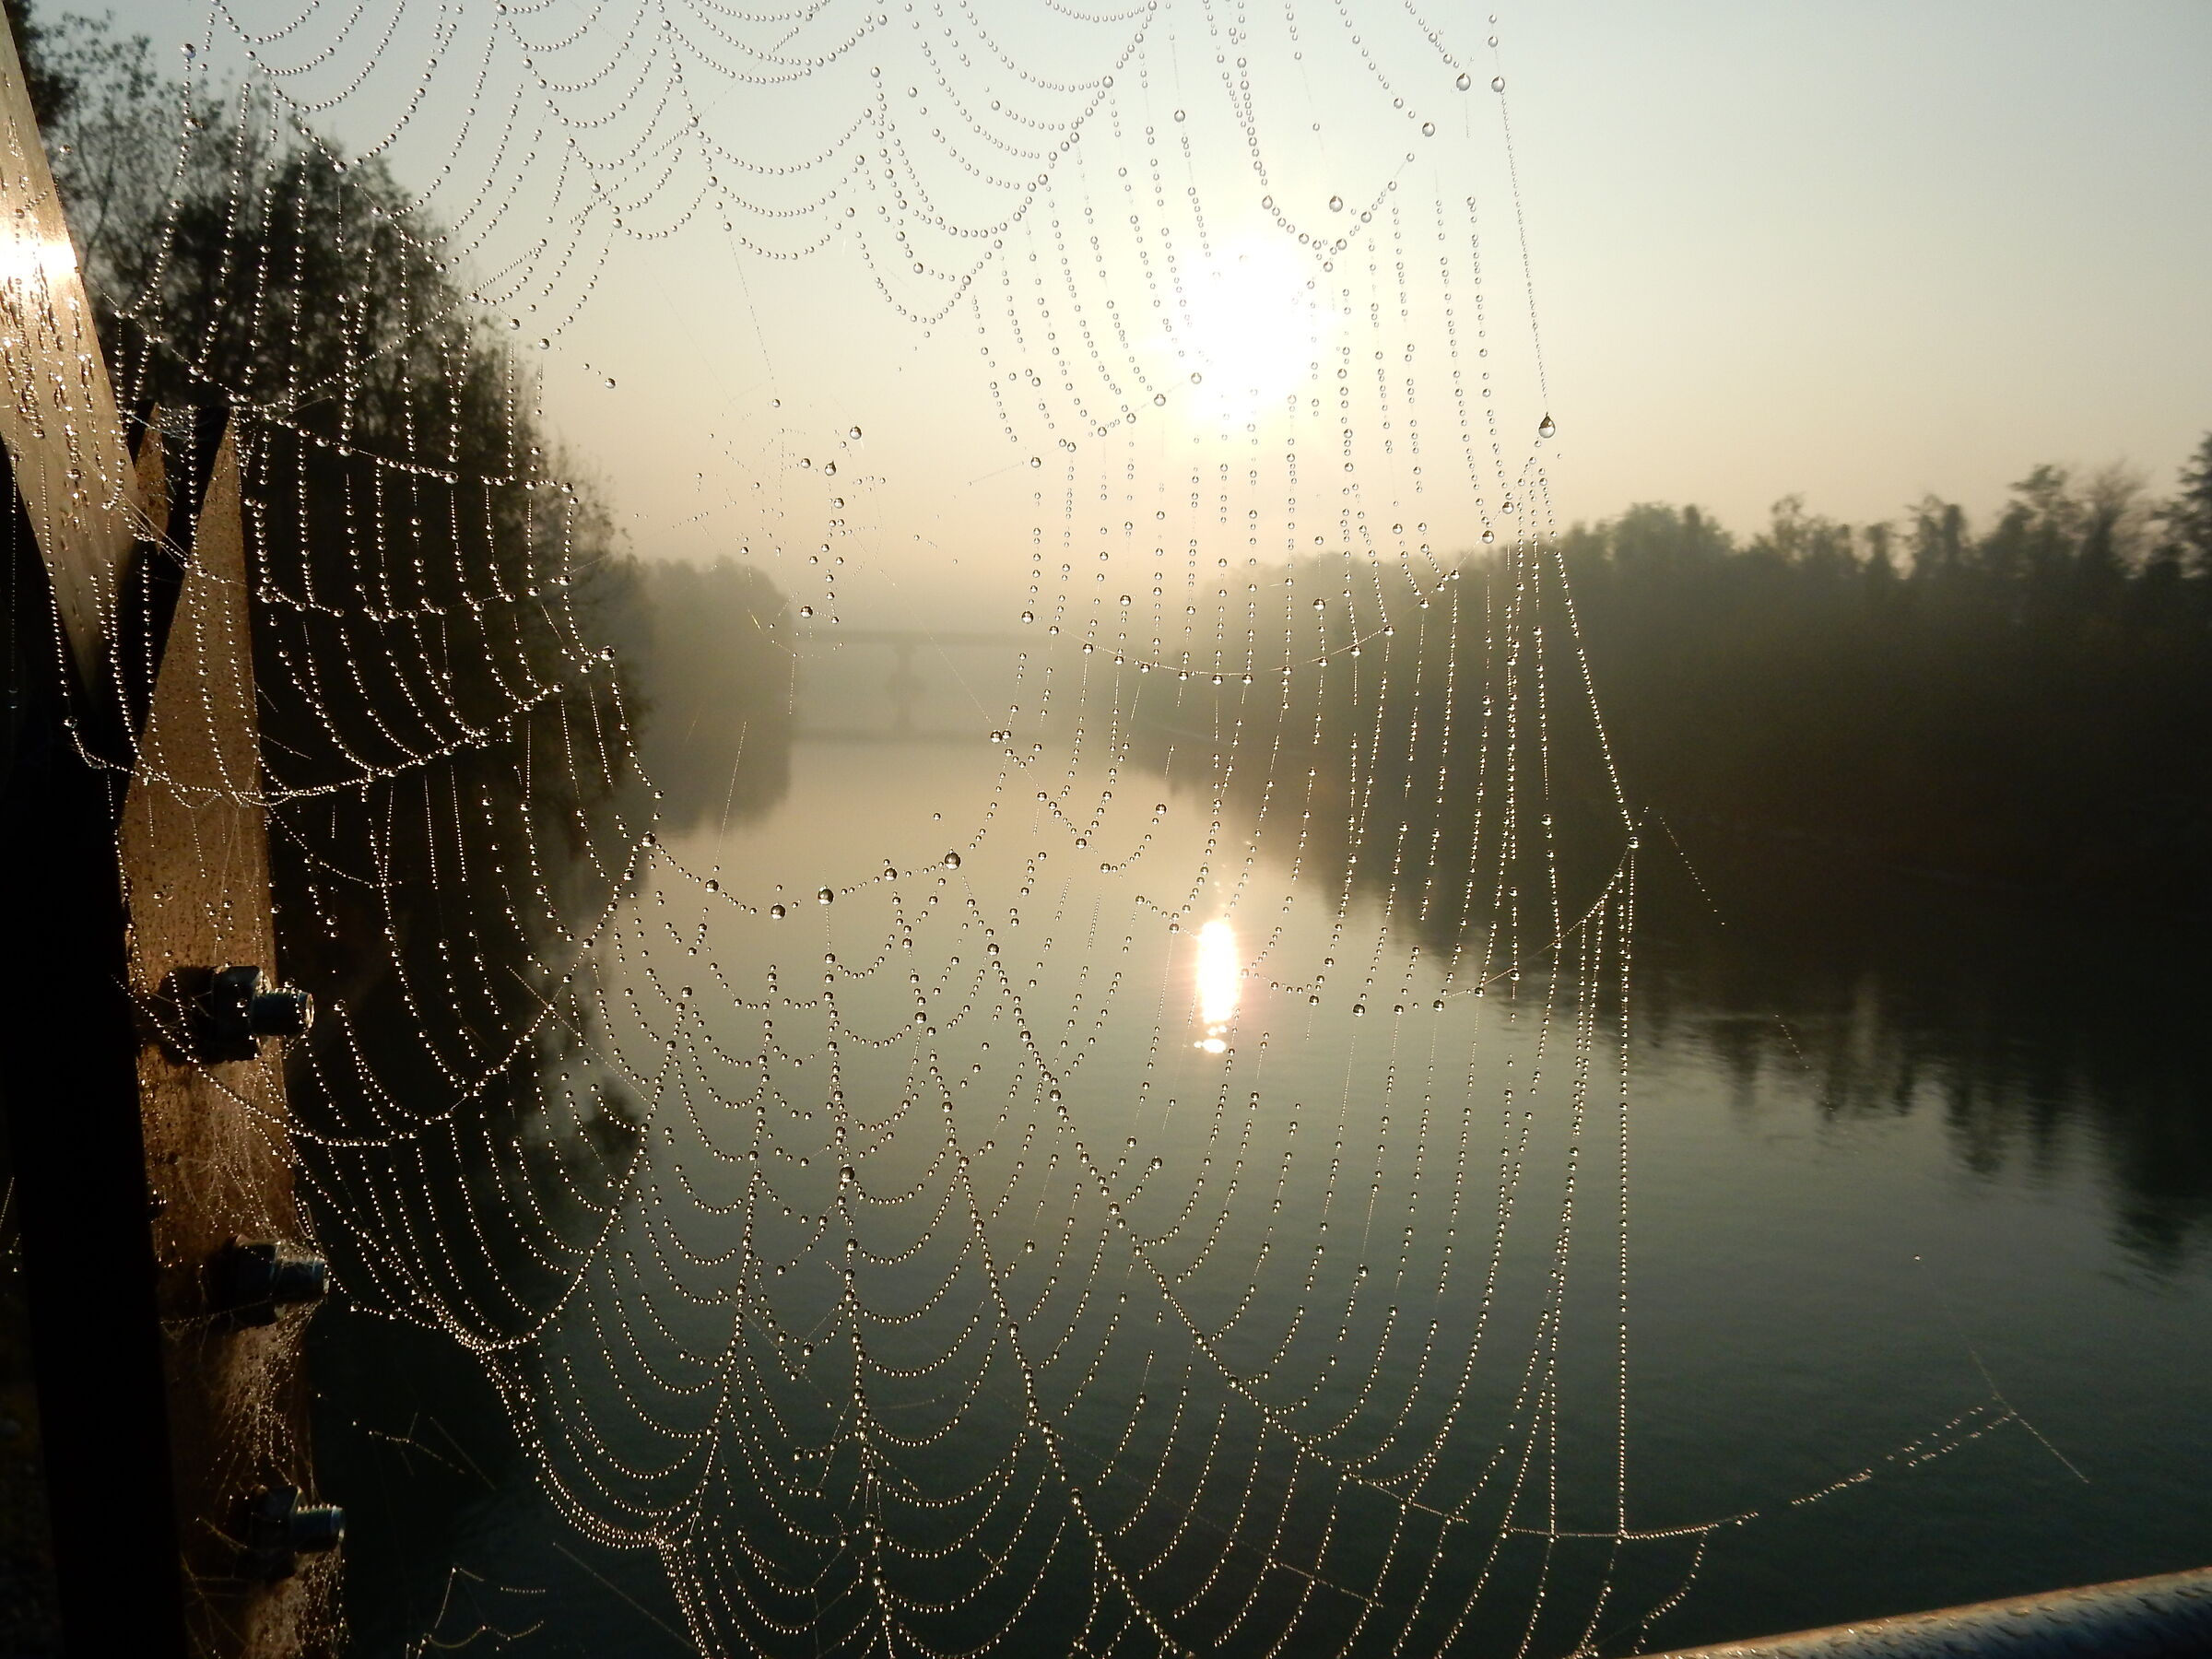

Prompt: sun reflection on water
[{"left": 1194, "top": 919, "right": 1238, "bottom": 1053}]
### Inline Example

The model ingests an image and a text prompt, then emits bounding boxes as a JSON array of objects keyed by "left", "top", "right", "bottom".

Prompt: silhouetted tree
[
  {"left": 1132, "top": 437, "right": 2212, "bottom": 915},
  {"left": 2159, "top": 433, "right": 2212, "bottom": 583}
]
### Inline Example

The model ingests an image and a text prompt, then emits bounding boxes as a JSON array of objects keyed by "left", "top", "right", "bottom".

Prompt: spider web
[{"left": 33, "top": 2, "right": 2045, "bottom": 1653}]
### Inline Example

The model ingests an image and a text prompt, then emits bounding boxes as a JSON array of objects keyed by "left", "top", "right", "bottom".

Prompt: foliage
[
  {"left": 1558, "top": 469, "right": 2210, "bottom": 897},
  {"left": 588, "top": 553, "right": 796, "bottom": 833},
  {"left": 1130, "top": 453, "right": 2212, "bottom": 932},
  {"left": 13, "top": 2, "right": 792, "bottom": 1147}
]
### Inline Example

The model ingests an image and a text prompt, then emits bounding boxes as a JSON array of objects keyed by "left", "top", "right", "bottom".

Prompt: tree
[
  {"left": 3, "top": 0, "right": 82, "bottom": 127},
  {"left": 2159, "top": 432, "right": 2212, "bottom": 580}
]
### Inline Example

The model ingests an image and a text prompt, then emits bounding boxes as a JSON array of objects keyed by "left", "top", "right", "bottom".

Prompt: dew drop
[
  {"left": 818, "top": 888, "right": 836, "bottom": 905},
  {"left": 943, "top": 852, "right": 962, "bottom": 870},
  {"left": 769, "top": 904, "right": 787, "bottom": 919},
  {"left": 1329, "top": 195, "right": 1344, "bottom": 213},
  {"left": 1491, "top": 75, "right": 1505, "bottom": 91},
  {"left": 1455, "top": 71, "right": 1470, "bottom": 90},
  {"left": 1537, "top": 413, "right": 1557, "bottom": 439}
]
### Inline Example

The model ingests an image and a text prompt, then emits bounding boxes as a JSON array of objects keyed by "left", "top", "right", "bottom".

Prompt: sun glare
[
  {"left": 1166, "top": 234, "right": 1335, "bottom": 418},
  {"left": 1194, "top": 918, "right": 1239, "bottom": 1053}
]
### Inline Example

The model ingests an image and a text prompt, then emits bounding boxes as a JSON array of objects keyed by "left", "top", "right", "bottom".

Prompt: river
[{"left": 319, "top": 686, "right": 2212, "bottom": 1657}]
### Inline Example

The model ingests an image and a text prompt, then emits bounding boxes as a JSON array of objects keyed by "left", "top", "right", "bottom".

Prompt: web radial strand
[{"left": 27, "top": 3, "right": 2040, "bottom": 1657}]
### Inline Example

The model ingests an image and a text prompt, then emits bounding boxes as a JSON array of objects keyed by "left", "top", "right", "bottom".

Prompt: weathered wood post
[{"left": 0, "top": 21, "right": 337, "bottom": 1656}]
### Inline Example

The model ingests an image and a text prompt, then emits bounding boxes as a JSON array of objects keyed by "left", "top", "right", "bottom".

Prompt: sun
[
  {"left": 1194, "top": 918, "right": 1239, "bottom": 1053},
  {"left": 1159, "top": 232, "right": 1336, "bottom": 419}
]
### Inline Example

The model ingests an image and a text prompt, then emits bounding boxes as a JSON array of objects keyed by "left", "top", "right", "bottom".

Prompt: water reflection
[
  {"left": 1193, "top": 917, "right": 1237, "bottom": 1053},
  {"left": 309, "top": 719, "right": 2212, "bottom": 1657},
  {"left": 1126, "top": 673, "right": 2212, "bottom": 1268}
]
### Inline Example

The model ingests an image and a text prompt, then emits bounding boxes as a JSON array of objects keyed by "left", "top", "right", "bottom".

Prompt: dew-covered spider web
[{"left": 29, "top": 1, "right": 2073, "bottom": 1653}]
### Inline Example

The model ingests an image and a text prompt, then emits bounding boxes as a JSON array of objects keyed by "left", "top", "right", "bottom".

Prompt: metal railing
[{"left": 1647, "top": 1564, "right": 2212, "bottom": 1657}]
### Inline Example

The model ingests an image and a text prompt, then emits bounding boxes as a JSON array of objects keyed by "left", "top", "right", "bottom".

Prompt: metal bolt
[
  {"left": 244, "top": 1486, "right": 344, "bottom": 1581},
  {"left": 204, "top": 965, "right": 313, "bottom": 1056},
  {"left": 212, "top": 1241, "right": 328, "bottom": 1326},
  {"left": 248, "top": 981, "right": 312, "bottom": 1037}
]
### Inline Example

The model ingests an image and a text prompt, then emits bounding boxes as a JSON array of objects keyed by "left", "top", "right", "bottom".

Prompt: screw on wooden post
[
  {"left": 122, "top": 413, "right": 338, "bottom": 1656},
  {"left": 0, "top": 14, "right": 336, "bottom": 1654}
]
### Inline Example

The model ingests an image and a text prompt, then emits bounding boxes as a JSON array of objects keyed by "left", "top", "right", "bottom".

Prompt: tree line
[
  {"left": 1127, "top": 442, "right": 2212, "bottom": 945},
  {"left": 1560, "top": 451, "right": 2212, "bottom": 896}
]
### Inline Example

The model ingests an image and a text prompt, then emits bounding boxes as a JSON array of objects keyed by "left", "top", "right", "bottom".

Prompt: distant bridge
[
  {"left": 794, "top": 627, "right": 1030, "bottom": 740},
  {"left": 797, "top": 627, "right": 1029, "bottom": 652}
]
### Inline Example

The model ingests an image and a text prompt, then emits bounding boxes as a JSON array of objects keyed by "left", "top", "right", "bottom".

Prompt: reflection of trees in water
[
  {"left": 1631, "top": 839, "right": 2212, "bottom": 1270},
  {"left": 1122, "top": 547, "right": 2212, "bottom": 1268}
]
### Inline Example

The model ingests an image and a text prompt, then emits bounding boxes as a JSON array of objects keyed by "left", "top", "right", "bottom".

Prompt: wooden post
[
  {"left": 0, "top": 12, "right": 187, "bottom": 1653},
  {"left": 0, "top": 17, "right": 336, "bottom": 1653},
  {"left": 0, "top": 8, "right": 141, "bottom": 702},
  {"left": 120, "top": 417, "right": 336, "bottom": 1655}
]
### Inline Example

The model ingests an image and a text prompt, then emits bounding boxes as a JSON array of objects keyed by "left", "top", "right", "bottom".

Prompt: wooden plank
[
  {"left": 0, "top": 29, "right": 335, "bottom": 1654},
  {"left": 120, "top": 423, "right": 337, "bottom": 1658},
  {"left": 0, "top": 12, "right": 146, "bottom": 700}
]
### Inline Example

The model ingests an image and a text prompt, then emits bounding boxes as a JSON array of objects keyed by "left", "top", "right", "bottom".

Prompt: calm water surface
[{"left": 323, "top": 719, "right": 2212, "bottom": 1656}]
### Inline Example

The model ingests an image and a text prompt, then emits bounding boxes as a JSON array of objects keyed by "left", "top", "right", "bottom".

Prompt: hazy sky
[
  {"left": 98, "top": 1, "right": 2212, "bottom": 620},
  {"left": 1512, "top": 1, "right": 2212, "bottom": 534}
]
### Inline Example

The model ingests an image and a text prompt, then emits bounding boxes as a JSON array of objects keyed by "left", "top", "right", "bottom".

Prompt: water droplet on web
[
  {"left": 1329, "top": 195, "right": 1344, "bottom": 213},
  {"left": 1491, "top": 75, "right": 1506, "bottom": 91},
  {"left": 1537, "top": 414, "right": 1557, "bottom": 438},
  {"left": 1189, "top": 371, "right": 1202, "bottom": 384},
  {"left": 1172, "top": 108, "right": 1185, "bottom": 122},
  {"left": 769, "top": 904, "right": 786, "bottom": 919},
  {"left": 818, "top": 888, "right": 835, "bottom": 905},
  {"left": 943, "top": 852, "right": 961, "bottom": 869},
  {"left": 1455, "top": 70, "right": 1470, "bottom": 90},
  {"left": 1153, "top": 393, "right": 1166, "bottom": 406},
  {"left": 848, "top": 425, "right": 862, "bottom": 440}
]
